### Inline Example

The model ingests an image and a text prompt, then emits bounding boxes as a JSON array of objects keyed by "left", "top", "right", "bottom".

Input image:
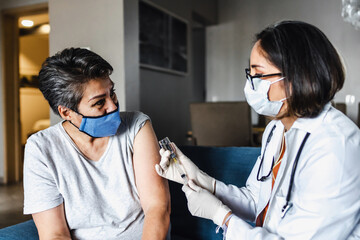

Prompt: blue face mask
[{"left": 73, "top": 106, "right": 121, "bottom": 138}]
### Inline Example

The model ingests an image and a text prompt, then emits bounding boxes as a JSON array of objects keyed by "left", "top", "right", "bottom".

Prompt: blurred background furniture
[
  {"left": 358, "top": 102, "right": 360, "bottom": 128},
  {"left": 332, "top": 101, "right": 347, "bottom": 115},
  {"left": 252, "top": 114, "right": 272, "bottom": 146},
  {"left": 189, "top": 102, "right": 252, "bottom": 147}
]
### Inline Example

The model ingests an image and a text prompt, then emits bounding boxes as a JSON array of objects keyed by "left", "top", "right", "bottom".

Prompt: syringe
[{"left": 159, "top": 137, "right": 188, "bottom": 184}]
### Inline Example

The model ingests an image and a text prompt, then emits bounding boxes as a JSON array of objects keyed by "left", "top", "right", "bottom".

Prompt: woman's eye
[
  {"left": 110, "top": 89, "right": 116, "bottom": 96},
  {"left": 94, "top": 99, "right": 105, "bottom": 106},
  {"left": 110, "top": 90, "right": 117, "bottom": 100}
]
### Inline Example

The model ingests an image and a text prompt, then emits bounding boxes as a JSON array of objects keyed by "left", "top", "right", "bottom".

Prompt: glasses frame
[{"left": 245, "top": 68, "right": 282, "bottom": 90}]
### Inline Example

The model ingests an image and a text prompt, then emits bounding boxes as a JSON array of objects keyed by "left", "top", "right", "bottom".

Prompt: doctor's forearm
[{"left": 215, "top": 180, "right": 257, "bottom": 221}]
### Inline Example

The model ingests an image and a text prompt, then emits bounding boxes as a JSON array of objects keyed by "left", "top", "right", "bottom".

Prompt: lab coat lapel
[
  {"left": 272, "top": 129, "right": 306, "bottom": 197},
  {"left": 265, "top": 129, "right": 309, "bottom": 228},
  {"left": 271, "top": 129, "right": 308, "bottom": 207}
]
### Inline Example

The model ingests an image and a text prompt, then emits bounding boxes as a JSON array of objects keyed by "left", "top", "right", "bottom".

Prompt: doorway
[{"left": 2, "top": 3, "right": 49, "bottom": 184}]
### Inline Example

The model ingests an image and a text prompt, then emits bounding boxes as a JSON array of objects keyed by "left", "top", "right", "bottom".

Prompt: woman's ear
[{"left": 58, "top": 105, "right": 73, "bottom": 120}]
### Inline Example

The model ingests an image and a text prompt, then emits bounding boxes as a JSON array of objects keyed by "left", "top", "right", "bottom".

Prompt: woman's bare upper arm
[
  {"left": 32, "top": 203, "right": 71, "bottom": 239},
  {"left": 132, "top": 121, "right": 170, "bottom": 213}
]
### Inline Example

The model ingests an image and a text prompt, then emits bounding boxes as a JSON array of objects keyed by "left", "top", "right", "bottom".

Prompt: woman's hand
[{"left": 155, "top": 143, "right": 216, "bottom": 193}]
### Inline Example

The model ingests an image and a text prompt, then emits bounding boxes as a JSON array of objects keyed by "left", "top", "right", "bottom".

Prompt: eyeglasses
[{"left": 245, "top": 68, "right": 282, "bottom": 90}]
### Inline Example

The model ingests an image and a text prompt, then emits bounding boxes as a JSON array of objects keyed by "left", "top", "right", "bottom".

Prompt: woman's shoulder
[
  {"left": 319, "top": 107, "right": 359, "bottom": 140},
  {"left": 294, "top": 104, "right": 359, "bottom": 142},
  {"left": 119, "top": 111, "right": 150, "bottom": 127},
  {"left": 26, "top": 122, "right": 65, "bottom": 147},
  {"left": 305, "top": 107, "right": 360, "bottom": 154},
  {"left": 117, "top": 111, "right": 151, "bottom": 140},
  {"left": 24, "top": 122, "right": 67, "bottom": 165}
]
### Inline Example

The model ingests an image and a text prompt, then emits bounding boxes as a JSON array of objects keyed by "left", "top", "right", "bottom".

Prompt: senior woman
[
  {"left": 156, "top": 20, "right": 360, "bottom": 239},
  {"left": 23, "top": 48, "right": 170, "bottom": 240}
]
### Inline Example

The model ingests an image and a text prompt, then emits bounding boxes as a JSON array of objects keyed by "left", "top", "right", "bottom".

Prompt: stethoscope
[{"left": 256, "top": 124, "right": 311, "bottom": 218}]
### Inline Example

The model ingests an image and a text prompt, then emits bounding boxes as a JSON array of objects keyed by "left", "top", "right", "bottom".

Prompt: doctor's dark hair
[
  {"left": 256, "top": 20, "right": 344, "bottom": 118},
  {"left": 38, "top": 47, "right": 113, "bottom": 116}
]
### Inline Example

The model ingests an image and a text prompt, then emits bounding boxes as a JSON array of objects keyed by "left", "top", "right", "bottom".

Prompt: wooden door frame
[{"left": 2, "top": 3, "right": 48, "bottom": 184}]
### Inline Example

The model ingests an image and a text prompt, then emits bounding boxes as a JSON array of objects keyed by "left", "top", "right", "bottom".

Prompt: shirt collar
[{"left": 289, "top": 102, "right": 332, "bottom": 133}]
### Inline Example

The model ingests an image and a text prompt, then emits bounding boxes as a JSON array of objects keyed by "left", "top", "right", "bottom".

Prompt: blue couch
[
  {"left": 0, "top": 220, "right": 38, "bottom": 240},
  {"left": 0, "top": 146, "right": 260, "bottom": 240},
  {"left": 170, "top": 146, "right": 259, "bottom": 240}
]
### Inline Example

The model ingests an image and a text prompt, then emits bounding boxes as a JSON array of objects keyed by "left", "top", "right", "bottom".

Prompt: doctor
[{"left": 156, "top": 20, "right": 360, "bottom": 239}]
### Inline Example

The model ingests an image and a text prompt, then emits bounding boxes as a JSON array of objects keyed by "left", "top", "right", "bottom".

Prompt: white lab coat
[{"left": 215, "top": 103, "right": 360, "bottom": 239}]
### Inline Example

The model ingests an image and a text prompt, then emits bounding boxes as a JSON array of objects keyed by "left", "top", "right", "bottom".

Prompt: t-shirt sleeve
[
  {"left": 122, "top": 111, "right": 151, "bottom": 147},
  {"left": 23, "top": 136, "right": 63, "bottom": 214}
]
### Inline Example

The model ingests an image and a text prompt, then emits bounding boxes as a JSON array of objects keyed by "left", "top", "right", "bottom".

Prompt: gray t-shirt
[{"left": 24, "top": 111, "right": 149, "bottom": 240}]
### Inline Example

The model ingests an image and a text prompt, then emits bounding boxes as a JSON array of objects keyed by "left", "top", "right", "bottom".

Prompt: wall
[
  {"left": 207, "top": 0, "right": 360, "bottom": 123},
  {"left": 19, "top": 34, "right": 49, "bottom": 75},
  {"left": 124, "top": 0, "right": 140, "bottom": 111},
  {"left": 0, "top": 0, "right": 48, "bottom": 182},
  {"left": 138, "top": 0, "right": 218, "bottom": 145},
  {"left": 48, "top": 0, "right": 125, "bottom": 124}
]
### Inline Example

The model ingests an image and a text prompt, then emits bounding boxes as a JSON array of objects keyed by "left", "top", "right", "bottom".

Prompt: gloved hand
[
  {"left": 182, "top": 180, "right": 231, "bottom": 226},
  {"left": 155, "top": 143, "right": 215, "bottom": 193}
]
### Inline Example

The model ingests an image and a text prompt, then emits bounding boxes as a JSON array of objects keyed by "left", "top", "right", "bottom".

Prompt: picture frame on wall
[{"left": 139, "top": 0, "right": 188, "bottom": 75}]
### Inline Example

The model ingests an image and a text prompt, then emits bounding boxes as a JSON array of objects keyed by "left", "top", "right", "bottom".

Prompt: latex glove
[
  {"left": 155, "top": 143, "right": 215, "bottom": 193},
  {"left": 182, "top": 180, "right": 231, "bottom": 226}
]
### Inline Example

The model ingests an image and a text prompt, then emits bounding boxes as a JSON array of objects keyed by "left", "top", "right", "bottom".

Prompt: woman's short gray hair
[{"left": 38, "top": 47, "right": 113, "bottom": 116}]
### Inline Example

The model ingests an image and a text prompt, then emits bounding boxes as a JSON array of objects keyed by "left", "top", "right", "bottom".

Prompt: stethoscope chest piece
[{"left": 281, "top": 203, "right": 293, "bottom": 219}]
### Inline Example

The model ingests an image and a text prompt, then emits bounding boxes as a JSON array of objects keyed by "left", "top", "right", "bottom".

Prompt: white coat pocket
[{"left": 265, "top": 195, "right": 288, "bottom": 230}]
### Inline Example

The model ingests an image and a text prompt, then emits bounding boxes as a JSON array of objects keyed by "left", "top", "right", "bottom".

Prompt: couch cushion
[
  {"left": 170, "top": 146, "right": 260, "bottom": 240},
  {"left": 0, "top": 220, "right": 38, "bottom": 240}
]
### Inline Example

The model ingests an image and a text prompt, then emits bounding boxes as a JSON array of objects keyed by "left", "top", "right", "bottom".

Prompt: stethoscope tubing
[
  {"left": 257, "top": 125, "right": 277, "bottom": 182},
  {"left": 281, "top": 132, "right": 310, "bottom": 217},
  {"left": 257, "top": 124, "right": 311, "bottom": 218}
]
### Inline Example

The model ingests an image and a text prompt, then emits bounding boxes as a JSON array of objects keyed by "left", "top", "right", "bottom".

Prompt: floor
[{"left": 0, "top": 183, "right": 32, "bottom": 229}]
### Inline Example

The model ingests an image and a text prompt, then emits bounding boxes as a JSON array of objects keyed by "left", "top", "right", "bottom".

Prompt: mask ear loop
[
  {"left": 68, "top": 120, "right": 80, "bottom": 130},
  {"left": 270, "top": 77, "right": 285, "bottom": 85},
  {"left": 270, "top": 77, "right": 287, "bottom": 103},
  {"left": 66, "top": 107, "right": 84, "bottom": 131}
]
